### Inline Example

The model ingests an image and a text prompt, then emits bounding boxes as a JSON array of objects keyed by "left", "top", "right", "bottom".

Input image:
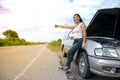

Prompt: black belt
[{"left": 74, "top": 38, "right": 81, "bottom": 40}]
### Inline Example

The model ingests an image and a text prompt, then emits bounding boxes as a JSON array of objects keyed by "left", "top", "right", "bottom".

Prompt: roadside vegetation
[
  {"left": 47, "top": 39, "right": 62, "bottom": 52},
  {"left": 0, "top": 29, "right": 44, "bottom": 47},
  {"left": 47, "top": 39, "right": 67, "bottom": 68}
]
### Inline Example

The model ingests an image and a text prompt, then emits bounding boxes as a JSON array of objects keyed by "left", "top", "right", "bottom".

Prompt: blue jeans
[{"left": 66, "top": 38, "right": 83, "bottom": 68}]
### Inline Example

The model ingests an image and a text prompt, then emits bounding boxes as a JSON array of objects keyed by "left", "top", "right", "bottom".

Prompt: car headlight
[{"left": 95, "top": 48, "right": 119, "bottom": 58}]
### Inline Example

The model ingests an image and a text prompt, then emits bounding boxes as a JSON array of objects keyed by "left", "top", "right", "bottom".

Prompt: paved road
[{"left": 0, "top": 45, "right": 67, "bottom": 80}]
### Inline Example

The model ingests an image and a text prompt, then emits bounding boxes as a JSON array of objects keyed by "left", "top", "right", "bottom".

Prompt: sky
[{"left": 0, "top": 0, "right": 120, "bottom": 42}]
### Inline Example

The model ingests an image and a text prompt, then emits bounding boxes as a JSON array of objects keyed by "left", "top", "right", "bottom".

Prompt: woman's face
[{"left": 74, "top": 15, "right": 80, "bottom": 23}]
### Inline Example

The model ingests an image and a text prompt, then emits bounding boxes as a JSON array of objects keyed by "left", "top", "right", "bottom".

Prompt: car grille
[
  {"left": 116, "top": 68, "right": 120, "bottom": 73},
  {"left": 102, "top": 66, "right": 120, "bottom": 73}
]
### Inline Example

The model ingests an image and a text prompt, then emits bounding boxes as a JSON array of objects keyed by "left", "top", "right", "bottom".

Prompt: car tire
[
  {"left": 78, "top": 52, "right": 92, "bottom": 79},
  {"left": 62, "top": 47, "right": 67, "bottom": 57}
]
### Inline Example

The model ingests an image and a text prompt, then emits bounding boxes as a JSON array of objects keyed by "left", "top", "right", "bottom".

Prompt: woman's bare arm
[
  {"left": 55, "top": 24, "right": 74, "bottom": 30},
  {"left": 80, "top": 23, "right": 87, "bottom": 48}
]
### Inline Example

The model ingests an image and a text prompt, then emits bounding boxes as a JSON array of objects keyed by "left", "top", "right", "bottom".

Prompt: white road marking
[{"left": 14, "top": 47, "right": 46, "bottom": 80}]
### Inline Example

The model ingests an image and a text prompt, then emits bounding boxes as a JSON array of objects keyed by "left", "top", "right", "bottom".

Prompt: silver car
[{"left": 61, "top": 8, "right": 120, "bottom": 79}]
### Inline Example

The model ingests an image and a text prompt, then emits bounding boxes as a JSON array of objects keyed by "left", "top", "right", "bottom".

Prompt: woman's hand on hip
[{"left": 82, "top": 42, "right": 85, "bottom": 49}]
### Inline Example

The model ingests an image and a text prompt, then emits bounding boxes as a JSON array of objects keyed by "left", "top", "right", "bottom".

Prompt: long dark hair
[{"left": 73, "top": 14, "right": 83, "bottom": 22}]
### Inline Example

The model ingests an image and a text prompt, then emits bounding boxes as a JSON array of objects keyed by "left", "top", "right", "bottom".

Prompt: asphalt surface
[{"left": 0, "top": 45, "right": 67, "bottom": 80}]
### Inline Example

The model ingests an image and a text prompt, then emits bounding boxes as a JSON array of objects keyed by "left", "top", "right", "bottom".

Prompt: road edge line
[{"left": 14, "top": 47, "right": 46, "bottom": 80}]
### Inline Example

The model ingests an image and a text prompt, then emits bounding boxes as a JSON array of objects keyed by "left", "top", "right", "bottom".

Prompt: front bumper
[{"left": 88, "top": 56, "right": 120, "bottom": 77}]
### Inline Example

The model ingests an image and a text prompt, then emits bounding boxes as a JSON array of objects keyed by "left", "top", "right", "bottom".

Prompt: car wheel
[
  {"left": 78, "top": 52, "right": 92, "bottom": 79},
  {"left": 62, "top": 47, "right": 67, "bottom": 57}
]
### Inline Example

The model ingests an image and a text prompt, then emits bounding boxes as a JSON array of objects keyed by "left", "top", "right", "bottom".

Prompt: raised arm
[{"left": 55, "top": 24, "right": 74, "bottom": 30}]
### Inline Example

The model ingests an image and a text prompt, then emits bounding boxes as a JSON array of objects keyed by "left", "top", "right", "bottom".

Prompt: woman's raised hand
[{"left": 55, "top": 24, "right": 59, "bottom": 28}]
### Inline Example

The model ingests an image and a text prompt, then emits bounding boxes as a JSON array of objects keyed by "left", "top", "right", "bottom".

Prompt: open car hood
[{"left": 87, "top": 8, "right": 120, "bottom": 40}]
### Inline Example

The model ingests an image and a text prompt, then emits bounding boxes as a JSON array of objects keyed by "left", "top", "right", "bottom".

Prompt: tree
[
  {"left": 57, "top": 38, "right": 62, "bottom": 42},
  {"left": 2, "top": 29, "right": 19, "bottom": 38}
]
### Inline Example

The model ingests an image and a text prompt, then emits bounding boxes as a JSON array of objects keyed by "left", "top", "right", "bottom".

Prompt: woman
[{"left": 55, "top": 14, "right": 86, "bottom": 71}]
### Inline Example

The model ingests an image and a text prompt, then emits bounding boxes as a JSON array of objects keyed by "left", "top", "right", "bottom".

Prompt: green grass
[{"left": 47, "top": 39, "right": 61, "bottom": 52}]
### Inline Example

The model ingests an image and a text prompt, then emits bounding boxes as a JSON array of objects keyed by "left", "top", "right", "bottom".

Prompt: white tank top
[{"left": 72, "top": 23, "right": 82, "bottom": 39}]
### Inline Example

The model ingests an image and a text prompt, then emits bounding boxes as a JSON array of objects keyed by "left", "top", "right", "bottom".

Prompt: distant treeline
[
  {"left": 0, "top": 29, "right": 44, "bottom": 47},
  {"left": 0, "top": 38, "right": 44, "bottom": 46}
]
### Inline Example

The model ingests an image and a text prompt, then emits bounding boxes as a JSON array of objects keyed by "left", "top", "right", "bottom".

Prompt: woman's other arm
[{"left": 80, "top": 23, "right": 86, "bottom": 49}]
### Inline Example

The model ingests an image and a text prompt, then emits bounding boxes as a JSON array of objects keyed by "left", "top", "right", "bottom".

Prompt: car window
[
  {"left": 63, "top": 31, "right": 68, "bottom": 40},
  {"left": 67, "top": 31, "right": 74, "bottom": 40}
]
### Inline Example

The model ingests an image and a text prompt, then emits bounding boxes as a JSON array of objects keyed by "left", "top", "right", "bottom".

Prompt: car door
[{"left": 63, "top": 31, "right": 74, "bottom": 53}]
